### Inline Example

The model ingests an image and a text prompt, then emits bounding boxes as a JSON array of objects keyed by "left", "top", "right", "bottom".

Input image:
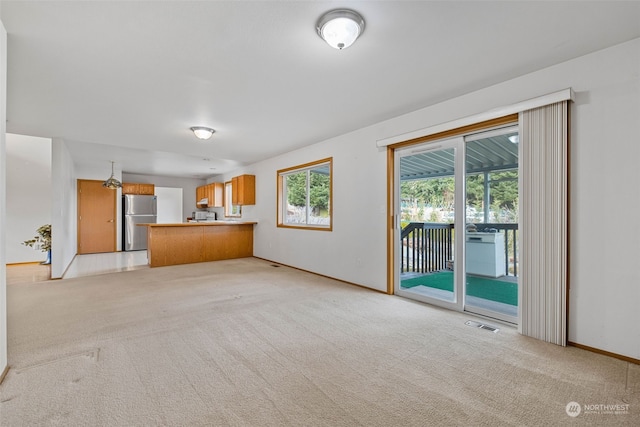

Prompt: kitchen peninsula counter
[{"left": 138, "top": 221, "right": 257, "bottom": 267}]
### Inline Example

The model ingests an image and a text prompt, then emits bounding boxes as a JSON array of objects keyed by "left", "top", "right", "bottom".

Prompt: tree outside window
[{"left": 278, "top": 158, "right": 332, "bottom": 230}]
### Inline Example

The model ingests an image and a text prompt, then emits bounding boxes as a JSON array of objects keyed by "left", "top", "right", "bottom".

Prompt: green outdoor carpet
[{"left": 401, "top": 271, "right": 518, "bottom": 306}]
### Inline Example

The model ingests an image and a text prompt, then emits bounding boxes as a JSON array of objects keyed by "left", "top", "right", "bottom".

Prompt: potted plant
[{"left": 22, "top": 224, "right": 52, "bottom": 265}]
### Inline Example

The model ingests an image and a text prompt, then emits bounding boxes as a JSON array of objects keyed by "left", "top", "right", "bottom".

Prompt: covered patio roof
[{"left": 400, "top": 131, "right": 519, "bottom": 181}]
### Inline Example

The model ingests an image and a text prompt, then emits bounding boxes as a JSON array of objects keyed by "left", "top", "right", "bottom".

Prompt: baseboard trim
[
  {"left": 568, "top": 341, "right": 640, "bottom": 365},
  {"left": 6, "top": 261, "right": 45, "bottom": 267},
  {"left": 253, "top": 257, "right": 387, "bottom": 295},
  {"left": 0, "top": 364, "right": 9, "bottom": 385}
]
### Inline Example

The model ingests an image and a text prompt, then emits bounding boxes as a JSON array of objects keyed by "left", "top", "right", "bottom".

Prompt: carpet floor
[
  {"left": 1, "top": 258, "right": 637, "bottom": 426},
  {"left": 401, "top": 271, "right": 518, "bottom": 306}
]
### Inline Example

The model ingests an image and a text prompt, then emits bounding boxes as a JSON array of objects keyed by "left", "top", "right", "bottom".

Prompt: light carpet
[{"left": 1, "top": 258, "right": 637, "bottom": 426}]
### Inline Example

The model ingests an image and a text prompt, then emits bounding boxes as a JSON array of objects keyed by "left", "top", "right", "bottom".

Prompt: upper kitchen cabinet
[
  {"left": 208, "top": 182, "right": 224, "bottom": 207},
  {"left": 138, "top": 184, "right": 155, "bottom": 195},
  {"left": 196, "top": 185, "right": 207, "bottom": 208},
  {"left": 122, "top": 182, "right": 155, "bottom": 195},
  {"left": 232, "top": 175, "right": 255, "bottom": 205},
  {"left": 196, "top": 182, "right": 224, "bottom": 208},
  {"left": 122, "top": 183, "right": 138, "bottom": 194}
]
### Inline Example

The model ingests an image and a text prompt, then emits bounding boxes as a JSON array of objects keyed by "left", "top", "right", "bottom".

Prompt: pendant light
[{"left": 103, "top": 161, "right": 122, "bottom": 189}]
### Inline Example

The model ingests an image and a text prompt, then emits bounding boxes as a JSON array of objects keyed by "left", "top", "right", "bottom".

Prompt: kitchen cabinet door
[
  {"left": 138, "top": 183, "right": 155, "bottom": 195},
  {"left": 197, "top": 183, "right": 224, "bottom": 208},
  {"left": 123, "top": 182, "right": 155, "bottom": 195},
  {"left": 209, "top": 182, "right": 224, "bottom": 207},
  {"left": 196, "top": 186, "right": 206, "bottom": 201},
  {"left": 196, "top": 185, "right": 207, "bottom": 208},
  {"left": 122, "top": 183, "right": 139, "bottom": 194},
  {"left": 232, "top": 175, "right": 255, "bottom": 205}
]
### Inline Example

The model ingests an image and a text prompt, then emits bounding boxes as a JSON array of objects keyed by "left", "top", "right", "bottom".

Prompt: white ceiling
[{"left": 2, "top": 1, "right": 640, "bottom": 179}]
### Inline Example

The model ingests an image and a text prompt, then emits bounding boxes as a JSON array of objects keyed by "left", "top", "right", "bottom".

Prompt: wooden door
[{"left": 77, "top": 179, "right": 117, "bottom": 254}]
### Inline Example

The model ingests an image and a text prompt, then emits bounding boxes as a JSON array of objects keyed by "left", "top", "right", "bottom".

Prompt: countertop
[{"left": 138, "top": 221, "right": 257, "bottom": 227}]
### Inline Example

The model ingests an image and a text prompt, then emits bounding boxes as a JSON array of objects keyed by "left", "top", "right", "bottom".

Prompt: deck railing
[
  {"left": 400, "top": 222, "right": 519, "bottom": 277},
  {"left": 401, "top": 222, "right": 454, "bottom": 273}
]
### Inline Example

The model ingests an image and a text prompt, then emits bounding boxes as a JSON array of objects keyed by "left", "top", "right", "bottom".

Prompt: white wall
[
  {"left": 0, "top": 18, "right": 8, "bottom": 378},
  {"left": 228, "top": 38, "right": 640, "bottom": 360},
  {"left": 6, "top": 134, "right": 52, "bottom": 263},
  {"left": 51, "top": 139, "right": 78, "bottom": 279},
  {"left": 123, "top": 173, "right": 205, "bottom": 222},
  {"left": 218, "top": 125, "right": 387, "bottom": 291}
]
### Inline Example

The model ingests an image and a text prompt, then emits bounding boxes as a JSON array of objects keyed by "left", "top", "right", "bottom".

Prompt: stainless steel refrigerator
[{"left": 123, "top": 194, "right": 157, "bottom": 251}]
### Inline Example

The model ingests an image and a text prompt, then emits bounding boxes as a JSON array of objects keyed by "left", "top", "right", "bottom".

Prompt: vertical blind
[{"left": 519, "top": 101, "right": 568, "bottom": 346}]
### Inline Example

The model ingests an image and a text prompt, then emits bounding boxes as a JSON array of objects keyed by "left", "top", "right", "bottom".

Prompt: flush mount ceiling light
[
  {"left": 102, "top": 161, "right": 122, "bottom": 189},
  {"left": 316, "top": 9, "right": 365, "bottom": 50},
  {"left": 190, "top": 126, "right": 216, "bottom": 140}
]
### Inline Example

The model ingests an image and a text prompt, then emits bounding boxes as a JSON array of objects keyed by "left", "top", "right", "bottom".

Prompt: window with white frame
[
  {"left": 224, "top": 181, "right": 241, "bottom": 217},
  {"left": 277, "top": 158, "right": 332, "bottom": 230}
]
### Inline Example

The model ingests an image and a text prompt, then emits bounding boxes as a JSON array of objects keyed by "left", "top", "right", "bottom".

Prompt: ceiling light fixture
[
  {"left": 191, "top": 126, "right": 215, "bottom": 140},
  {"left": 102, "top": 161, "right": 122, "bottom": 189},
  {"left": 508, "top": 135, "right": 520, "bottom": 144},
  {"left": 316, "top": 9, "right": 365, "bottom": 50}
]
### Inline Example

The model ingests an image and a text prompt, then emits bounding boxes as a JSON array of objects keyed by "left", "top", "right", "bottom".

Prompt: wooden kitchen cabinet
[
  {"left": 196, "top": 182, "right": 224, "bottom": 208},
  {"left": 196, "top": 185, "right": 207, "bottom": 208},
  {"left": 122, "top": 183, "right": 138, "bottom": 194},
  {"left": 138, "top": 183, "right": 155, "bottom": 195},
  {"left": 232, "top": 175, "right": 255, "bottom": 205},
  {"left": 209, "top": 182, "right": 224, "bottom": 207},
  {"left": 122, "top": 182, "right": 155, "bottom": 195},
  {"left": 142, "top": 221, "right": 257, "bottom": 267}
]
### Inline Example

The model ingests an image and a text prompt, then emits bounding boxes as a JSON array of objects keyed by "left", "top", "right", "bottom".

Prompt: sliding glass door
[
  {"left": 396, "top": 137, "right": 465, "bottom": 312},
  {"left": 395, "top": 126, "right": 519, "bottom": 324},
  {"left": 463, "top": 127, "right": 519, "bottom": 323}
]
